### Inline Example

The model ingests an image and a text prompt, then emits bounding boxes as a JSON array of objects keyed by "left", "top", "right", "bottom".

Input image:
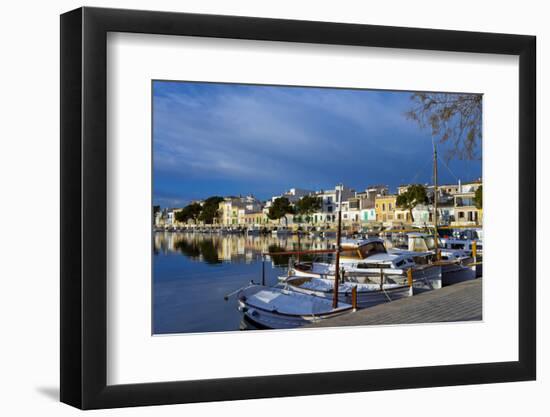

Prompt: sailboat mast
[
  {"left": 433, "top": 141, "right": 439, "bottom": 256},
  {"left": 332, "top": 185, "right": 342, "bottom": 308}
]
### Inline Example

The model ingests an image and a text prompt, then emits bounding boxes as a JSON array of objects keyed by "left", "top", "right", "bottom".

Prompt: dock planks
[{"left": 307, "top": 278, "right": 482, "bottom": 328}]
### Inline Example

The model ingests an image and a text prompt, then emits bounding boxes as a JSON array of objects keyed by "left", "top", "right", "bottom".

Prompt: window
[
  {"left": 389, "top": 203, "right": 392, "bottom": 210},
  {"left": 357, "top": 263, "right": 390, "bottom": 269},
  {"left": 340, "top": 249, "right": 361, "bottom": 259},
  {"left": 382, "top": 203, "right": 386, "bottom": 211},
  {"left": 358, "top": 241, "right": 387, "bottom": 258}
]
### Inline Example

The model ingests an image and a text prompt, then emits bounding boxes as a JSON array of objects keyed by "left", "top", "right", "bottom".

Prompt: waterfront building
[
  {"left": 166, "top": 209, "right": 176, "bottom": 226},
  {"left": 340, "top": 200, "right": 361, "bottom": 224},
  {"left": 360, "top": 203, "right": 377, "bottom": 223},
  {"left": 459, "top": 179, "right": 482, "bottom": 193},
  {"left": 269, "top": 187, "right": 313, "bottom": 204},
  {"left": 316, "top": 184, "right": 355, "bottom": 213},
  {"left": 399, "top": 179, "right": 481, "bottom": 198},
  {"left": 437, "top": 198, "right": 455, "bottom": 226},
  {"left": 310, "top": 184, "right": 355, "bottom": 225},
  {"left": 243, "top": 211, "right": 267, "bottom": 226},
  {"left": 154, "top": 210, "right": 164, "bottom": 227},
  {"left": 375, "top": 194, "right": 397, "bottom": 223},
  {"left": 218, "top": 196, "right": 262, "bottom": 226},
  {"left": 409, "top": 192, "right": 456, "bottom": 227},
  {"left": 410, "top": 204, "right": 433, "bottom": 226},
  {"left": 352, "top": 185, "right": 387, "bottom": 224},
  {"left": 452, "top": 192, "right": 481, "bottom": 226},
  {"left": 394, "top": 208, "right": 413, "bottom": 224}
]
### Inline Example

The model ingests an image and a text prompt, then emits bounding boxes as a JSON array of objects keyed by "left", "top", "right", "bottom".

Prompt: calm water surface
[{"left": 153, "top": 232, "right": 334, "bottom": 334}]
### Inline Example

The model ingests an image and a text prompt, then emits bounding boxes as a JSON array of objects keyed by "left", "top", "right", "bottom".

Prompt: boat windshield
[
  {"left": 410, "top": 236, "right": 437, "bottom": 251},
  {"left": 424, "top": 236, "right": 436, "bottom": 250},
  {"left": 358, "top": 241, "right": 387, "bottom": 258}
]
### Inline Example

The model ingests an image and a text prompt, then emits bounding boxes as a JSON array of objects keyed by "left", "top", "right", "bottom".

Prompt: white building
[
  {"left": 311, "top": 184, "right": 355, "bottom": 224},
  {"left": 266, "top": 187, "right": 314, "bottom": 209},
  {"left": 219, "top": 196, "right": 263, "bottom": 226}
]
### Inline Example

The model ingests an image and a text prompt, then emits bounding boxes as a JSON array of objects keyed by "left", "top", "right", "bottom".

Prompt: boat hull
[
  {"left": 237, "top": 285, "right": 352, "bottom": 329},
  {"left": 440, "top": 260, "right": 476, "bottom": 286}
]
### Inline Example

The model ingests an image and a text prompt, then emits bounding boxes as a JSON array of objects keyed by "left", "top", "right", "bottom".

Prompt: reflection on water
[{"left": 153, "top": 232, "right": 335, "bottom": 334}]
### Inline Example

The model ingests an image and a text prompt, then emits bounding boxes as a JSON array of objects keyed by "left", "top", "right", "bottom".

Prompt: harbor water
[{"left": 153, "top": 231, "right": 334, "bottom": 334}]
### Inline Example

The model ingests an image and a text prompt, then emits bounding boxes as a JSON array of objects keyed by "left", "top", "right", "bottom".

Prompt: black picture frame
[{"left": 60, "top": 6, "right": 536, "bottom": 410}]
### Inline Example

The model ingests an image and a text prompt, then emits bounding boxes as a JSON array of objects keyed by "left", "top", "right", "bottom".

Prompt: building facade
[{"left": 375, "top": 195, "right": 397, "bottom": 223}]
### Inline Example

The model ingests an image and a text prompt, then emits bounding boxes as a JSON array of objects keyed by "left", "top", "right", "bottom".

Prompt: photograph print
[{"left": 152, "top": 80, "right": 483, "bottom": 334}]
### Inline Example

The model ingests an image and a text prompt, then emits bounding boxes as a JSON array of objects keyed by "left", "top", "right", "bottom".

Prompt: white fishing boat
[
  {"left": 439, "top": 236, "right": 482, "bottom": 256},
  {"left": 234, "top": 183, "right": 359, "bottom": 329},
  {"left": 283, "top": 275, "right": 411, "bottom": 309},
  {"left": 391, "top": 232, "right": 476, "bottom": 285},
  {"left": 292, "top": 237, "right": 442, "bottom": 292},
  {"left": 237, "top": 284, "right": 352, "bottom": 329}
]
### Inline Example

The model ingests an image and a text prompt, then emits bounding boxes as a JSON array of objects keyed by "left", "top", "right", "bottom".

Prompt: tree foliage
[
  {"left": 174, "top": 202, "right": 202, "bottom": 223},
  {"left": 396, "top": 184, "right": 428, "bottom": 222},
  {"left": 295, "top": 195, "right": 321, "bottom": 222},
  {"left": 267, "top": 197, "right": 295, "bottom": 224},
  {"left": 474, "top": 186, "right": 482, "bottom": 209},
  {"left": 198, "top": 196, "right": 223, "bottom": 224},
  {"left": 174, "top": 238, "right": 221, "bottom": 264},
  {"left": 405, "top": 93, "right": 482, "bottom": 160}
]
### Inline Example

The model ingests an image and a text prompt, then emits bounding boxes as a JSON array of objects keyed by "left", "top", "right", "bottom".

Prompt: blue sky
[{"left": 153, "top": 81, "right": 481, "bottom": 208}]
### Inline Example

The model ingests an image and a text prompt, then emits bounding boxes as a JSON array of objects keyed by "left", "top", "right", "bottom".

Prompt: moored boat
[
  {"left": 292, "top": 237, "right": 442, "bottom": 292},
  {"left": 390, "top": 232, "right": 476, "bottom": 285},
  {"left": 237, "top": 284, "right": 352, "bottom": 329}
]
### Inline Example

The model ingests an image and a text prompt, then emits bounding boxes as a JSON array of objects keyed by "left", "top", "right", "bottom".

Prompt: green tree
[
  {"left": 198, "top": 196, "right": 223, "bottom": 224},
  {"left": 174, "top": 209, "right": 188, "bottom": 224},
  {"left": 174, "top": 202, "right": 202, "bottom": 224},
  {"left": 396, "top": 184, "right": 428, "bottom": 223},
  {"left": 267, "top": 197, "right": 295, "bottom": 225},
  {"left": 474, "top": 185, "right": 482, "bottom": 209},
  {"left": 405, "top": 93, "right": 482, "bottom": 160},
  {"left": 295, "top": 195, "right": 322, "bottom": 223}
]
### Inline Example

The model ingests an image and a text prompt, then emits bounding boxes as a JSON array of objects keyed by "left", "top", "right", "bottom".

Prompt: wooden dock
[{"left": 308, "top": 278, "right": 482, "bottom": 328}]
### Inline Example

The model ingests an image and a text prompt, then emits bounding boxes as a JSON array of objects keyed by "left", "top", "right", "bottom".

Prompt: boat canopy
[{"left": 340, "top": 238, "right": 387, "bottom": 260}]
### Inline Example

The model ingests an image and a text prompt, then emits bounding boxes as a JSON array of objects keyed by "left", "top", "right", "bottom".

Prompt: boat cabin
[
  {"left": 406, "top": 232, "right": 470, "bottom": 261},
  {"left": 340, "top": 238, "right": 387, "bottom": 260},
  {"left": 339, "top": 238, "right": 416, "bottom": 270}
]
